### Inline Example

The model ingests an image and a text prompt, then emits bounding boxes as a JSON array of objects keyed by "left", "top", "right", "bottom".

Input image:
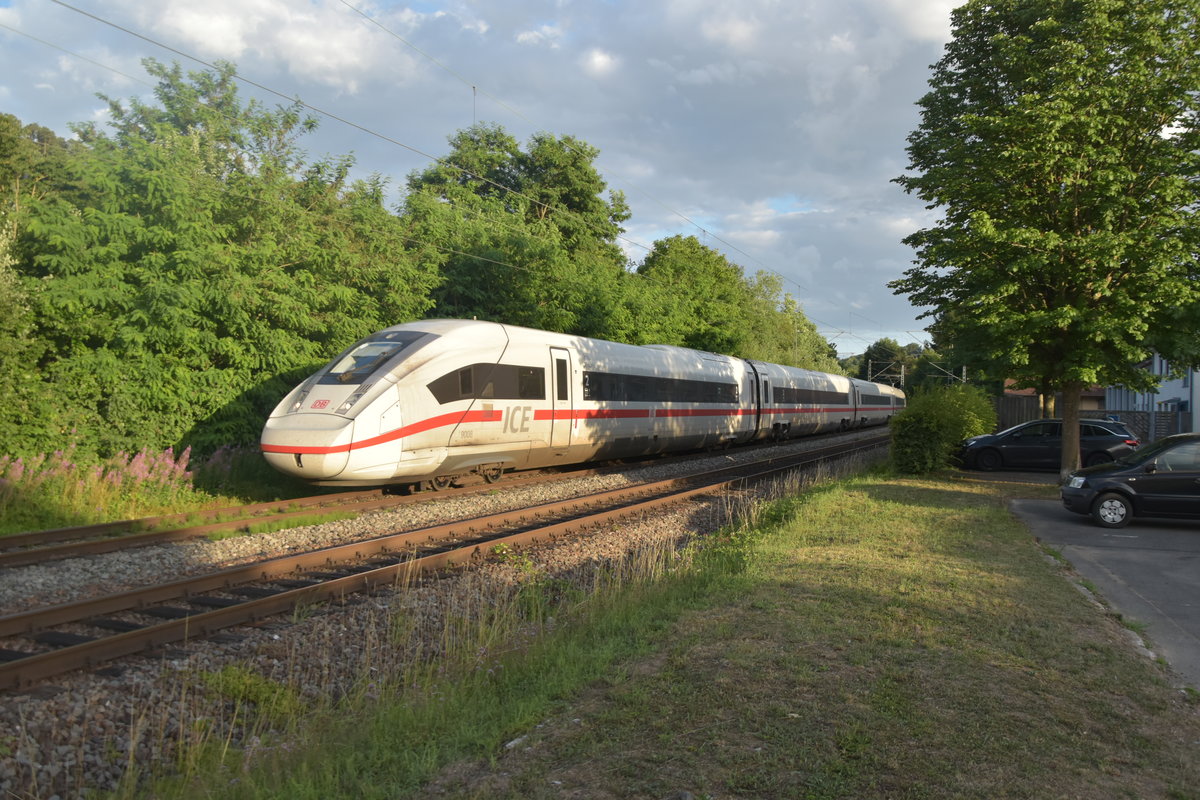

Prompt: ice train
[{"left": 260, "top": 319, "right": 905, "bottom": 488}]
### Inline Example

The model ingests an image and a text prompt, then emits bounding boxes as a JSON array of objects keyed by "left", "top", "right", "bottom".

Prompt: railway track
[{"left": 0, "top": 434, "right": 888, "bottom": 690}]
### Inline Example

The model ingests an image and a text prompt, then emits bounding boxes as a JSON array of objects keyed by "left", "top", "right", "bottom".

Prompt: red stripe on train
[{"left": 261, "top": 409, "right": 502, "bottom": 455}]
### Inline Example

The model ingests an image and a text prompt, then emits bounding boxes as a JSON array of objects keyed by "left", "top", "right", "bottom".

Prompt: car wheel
[
  {"left": 1084, "top": 452, "right": 1113, "bottom": 467},
  {"left": 1091, "top": 492, "right": 1132, "bottom": 529},
  {"left": 976, "top": 449, "right": 1002, "bottom": 471}
]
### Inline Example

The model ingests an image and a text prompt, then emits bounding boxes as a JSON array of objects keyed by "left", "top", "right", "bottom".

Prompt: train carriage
[{"left": 260, "top": 320, "right": 903, "bottom": 487}]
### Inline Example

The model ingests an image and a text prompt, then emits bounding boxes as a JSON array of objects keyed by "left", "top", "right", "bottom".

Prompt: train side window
[
  {"left": 556, "top": 359, "right": 569, "bottom": 401},
  {"left": 581, "top": 370, "right": 737, "bottom": 403},
  {"left": 428, "top": 363, "right": 545, "bottom": 404},
  {"left": 518, "top": 367, "right": 545, "bottom": 399}
]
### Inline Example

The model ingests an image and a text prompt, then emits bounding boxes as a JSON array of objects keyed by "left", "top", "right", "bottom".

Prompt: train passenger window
[
  {"left": 518, "top": 367, "right": 545, "bottom": 399},
  {"left": 556, "top": 359, "right": 569, "bottom": 401},
  {"left": 773, "top": 386, "right": 852, "bottom": 405},
  {"left": 427, "top": 364, "right": 546, "bottom": 404},
  {"left": 581, "top": 371, "right": 737, "bottom": 403}
]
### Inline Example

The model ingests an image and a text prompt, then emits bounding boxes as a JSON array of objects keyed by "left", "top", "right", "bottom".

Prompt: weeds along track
[{"left": 0, "top": 434, "right": 888, "bottom": 690}]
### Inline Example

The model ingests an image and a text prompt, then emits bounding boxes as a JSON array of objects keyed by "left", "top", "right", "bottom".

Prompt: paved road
[{"left": 1010, "top": 496, "right": 1200, "bottom": 690}]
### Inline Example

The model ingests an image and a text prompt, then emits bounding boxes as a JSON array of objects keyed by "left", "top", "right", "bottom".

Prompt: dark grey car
[
  {"left": 958, "top": 418, "right": 1141, "bottom": 471},
  {"left": 1061, "top": 432, "right": 1200, "bottom": 528}
]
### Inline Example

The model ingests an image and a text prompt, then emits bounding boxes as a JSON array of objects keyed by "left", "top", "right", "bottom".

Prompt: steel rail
[{"left": 0, "top": 435, "right": 888, "bottom": 690}]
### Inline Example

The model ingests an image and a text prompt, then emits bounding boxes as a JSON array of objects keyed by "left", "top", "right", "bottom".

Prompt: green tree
[
  {"left": 631, "top": 235, "right": 755, "bottom": 354},
  {"left": 736, "top": 274, "right": 841, "bottom": 371},
  {"left": 0, "top": 113, "right": 74, "bottom": 208},
  {"left": 857, "top": 338, "right": 909, "bottom": 385},
  {"left": 891, "top": 0, "right": 1200, "bottom": 478},
  {"left": 0, "top": 114, "right": 74, "bottom": 455},
  {"left": 404, "top": 123, "right": 633, "bottom": 340}
]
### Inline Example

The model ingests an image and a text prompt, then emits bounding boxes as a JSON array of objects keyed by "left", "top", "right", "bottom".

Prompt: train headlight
[
  {"left": 289, "top": 389, "right": 311, "bottom": 414},
  {"left": 288, "top": 380, "right": 317, "bottom": 414},
  {"left": 336, "top": 382, "right": 375, "bottom": 415}
]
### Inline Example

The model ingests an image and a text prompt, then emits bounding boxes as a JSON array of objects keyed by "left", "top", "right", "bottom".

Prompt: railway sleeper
[
  {"left": 32, "top": 631, "right": 96, "bottom": 647},
  {"left": 84, "top": 618, "right": 146, "bottom": 633},
  {"left": 139, "top": 606, "right": 198, "bottom": 620},
  {"left": 0, "top": 648, "right": 34, "bottom": 663},
  {"left": 187, "top": 596, "right": 242, "bottom": 609},
  {"left": 230, "top": 586, "right": 289, "bottom": 599}
]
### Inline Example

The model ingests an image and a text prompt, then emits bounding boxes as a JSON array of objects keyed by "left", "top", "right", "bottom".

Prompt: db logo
[{"left": 311, "top": 399, "right": 331, "bottom": 409}]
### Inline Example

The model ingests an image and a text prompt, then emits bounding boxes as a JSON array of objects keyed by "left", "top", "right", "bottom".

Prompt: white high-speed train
[{"left": 260, "top": 319, "right": 905, "bottom": 487}]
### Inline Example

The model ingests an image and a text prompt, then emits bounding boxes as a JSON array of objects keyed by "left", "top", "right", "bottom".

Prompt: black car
[
  {"left": 1061, "top": 432, "right": 1200, "bottom": 528},
  {"left": 958, "top": 418, "right": 1141, "bottom": 471}
]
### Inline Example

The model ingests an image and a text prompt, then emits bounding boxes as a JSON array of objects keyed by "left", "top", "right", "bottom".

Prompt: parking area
[{"left": 1008, "top": 495, "right": 1200, "bottom": 690}]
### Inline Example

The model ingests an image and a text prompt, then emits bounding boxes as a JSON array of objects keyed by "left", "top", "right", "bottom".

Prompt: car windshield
[{"left": 1115, "top": 437, "right": 1175, "bottom": 466}]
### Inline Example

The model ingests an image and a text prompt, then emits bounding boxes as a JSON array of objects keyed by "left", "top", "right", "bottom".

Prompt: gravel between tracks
[{"left": 0, "top": 431, "right": 886, "bottom": 798}]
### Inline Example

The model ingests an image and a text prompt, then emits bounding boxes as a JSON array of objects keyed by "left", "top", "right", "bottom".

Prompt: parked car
[
  {"left": 1061, "top": 432, "right": 1200, "bottom": 528},
  {"left": 958, "top": 418, "right": 1140, "bottom": 471}
]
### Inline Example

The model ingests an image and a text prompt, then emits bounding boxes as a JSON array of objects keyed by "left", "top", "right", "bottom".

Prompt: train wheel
[
  {"left": 480, "top": 464, "right": 503, "bottom": 484},
  {"left": 430, "top": 475, "right": 458, "bottom": 491}
]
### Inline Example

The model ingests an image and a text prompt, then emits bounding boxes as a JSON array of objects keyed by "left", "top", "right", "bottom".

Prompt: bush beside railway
[{"left": 889, "top": 384, "right": 997, "bottom": 474}]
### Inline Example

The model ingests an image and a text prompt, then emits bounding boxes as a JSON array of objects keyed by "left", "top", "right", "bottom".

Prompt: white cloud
[
  {"left": 699, "top": 14, "right": 761, "bottom": 49},
  {"left": 516, "top": 24, "right": 563, "bottom": 48},
  {"left": 118, "top": 0, "right": 433, "bottom": 92},
  {"left": 879, "top": 0, "right": 956, "bottom": 43}
]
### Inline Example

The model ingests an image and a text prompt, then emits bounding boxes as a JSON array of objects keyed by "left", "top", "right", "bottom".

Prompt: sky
[{"left": 0, "top": 0, "right": 960, "bottom": 357}]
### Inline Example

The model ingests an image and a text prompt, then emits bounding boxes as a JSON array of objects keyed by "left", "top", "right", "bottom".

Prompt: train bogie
[{"left": 260, "top": 320, "right": 905, "bottom": 487}]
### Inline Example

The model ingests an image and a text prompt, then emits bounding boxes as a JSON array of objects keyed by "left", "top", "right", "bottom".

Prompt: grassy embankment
[{"left": 129, "top": 467, "right": 1199, "bottom": 800}]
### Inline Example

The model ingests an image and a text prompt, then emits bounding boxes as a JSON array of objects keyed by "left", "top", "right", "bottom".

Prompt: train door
[
  {"left": 550, "top": 347, "right": 573, "bottom": 449},
  {"left": 746, "top": 361, "right": 764, "bottom": 438}
]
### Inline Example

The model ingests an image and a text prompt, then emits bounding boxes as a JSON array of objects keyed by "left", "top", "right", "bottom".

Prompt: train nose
[{"left": 260, "top": 414, "right": 355, "bottom": 480}]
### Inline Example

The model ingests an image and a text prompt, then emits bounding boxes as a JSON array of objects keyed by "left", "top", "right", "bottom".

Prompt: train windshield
[{"left": 319, "top": 331, "right": 432, "bottom": 385}]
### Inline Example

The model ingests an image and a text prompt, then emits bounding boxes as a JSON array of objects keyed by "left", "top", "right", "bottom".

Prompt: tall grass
[{"left": 0, "top": 444, "right": 307, "bottom": 535}]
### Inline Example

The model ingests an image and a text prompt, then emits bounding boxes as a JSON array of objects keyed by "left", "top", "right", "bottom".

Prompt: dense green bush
[{"left": 891, "top": 384, "right": 997, "bottom": 474}]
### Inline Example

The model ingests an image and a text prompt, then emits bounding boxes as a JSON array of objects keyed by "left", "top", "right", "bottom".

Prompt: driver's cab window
[{"left": 1155, "top": 441, "right": 1200, "bottom": 472}]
